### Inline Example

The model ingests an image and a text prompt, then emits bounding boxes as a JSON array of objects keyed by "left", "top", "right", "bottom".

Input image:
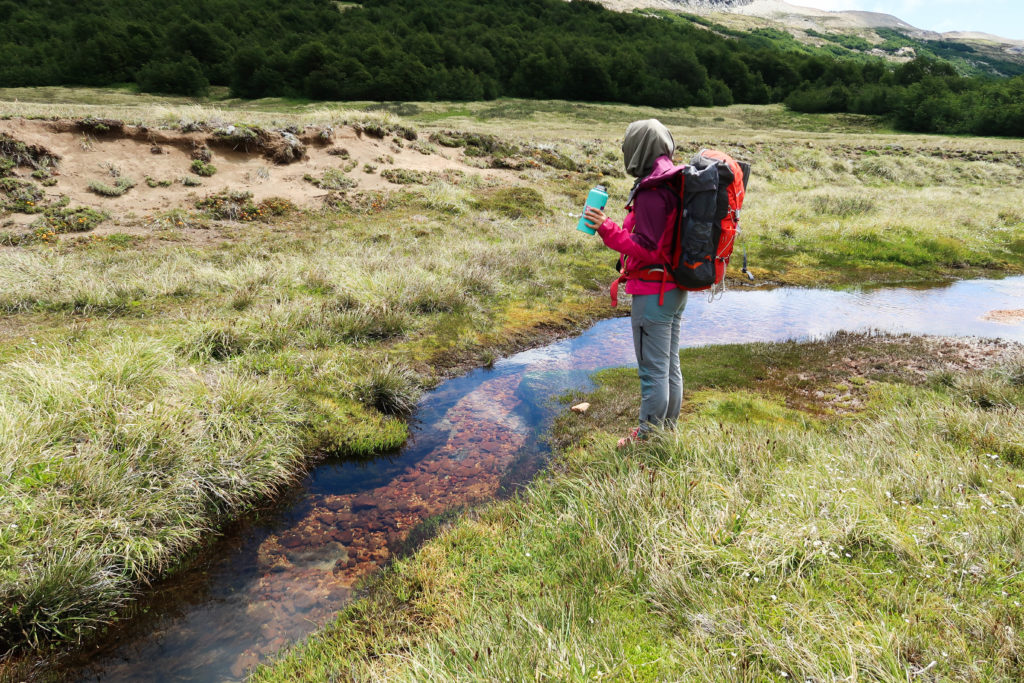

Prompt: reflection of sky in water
[
  {"left": 504, "top": 277, "right": 1024, "bottom": 379},
  {"left": 72, "top": 277, "right": 1024, "bottom": 682}
]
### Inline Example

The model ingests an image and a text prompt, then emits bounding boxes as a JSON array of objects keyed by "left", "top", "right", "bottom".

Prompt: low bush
[
  {"left": 190, "top": 160, "right": 217, "bottom": 177},
  {"left": 0, "top": 177, "right": 45, "bottom": 212},
  {"left": 87, "top": 177, "right": 136, "bottom": 197},
  {"left": 303, "top": 168, "right": 357, "bottom": 191}
]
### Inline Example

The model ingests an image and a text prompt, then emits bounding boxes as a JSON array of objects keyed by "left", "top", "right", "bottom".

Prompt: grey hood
[{"left": 622, "top": 119, "right": 674, "bottom": 178}]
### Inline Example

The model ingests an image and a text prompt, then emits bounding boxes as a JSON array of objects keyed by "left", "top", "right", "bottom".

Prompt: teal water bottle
[{"left": 576, "top": 184, "right": 608, "bottom": 235}]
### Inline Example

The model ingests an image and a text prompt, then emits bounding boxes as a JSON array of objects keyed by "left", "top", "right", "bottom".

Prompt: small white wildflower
[{"left": 770, "top": 594, "right": 778, "bottom": 601}]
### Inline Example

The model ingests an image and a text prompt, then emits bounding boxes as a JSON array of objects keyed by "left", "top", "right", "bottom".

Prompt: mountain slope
[{"left": 600, "top": 0, "right": 1024, "bottom": 75}]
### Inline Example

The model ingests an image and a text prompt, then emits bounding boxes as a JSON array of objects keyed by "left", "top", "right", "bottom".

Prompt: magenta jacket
[{"left": 597, "top": 155, "right": 683, "bottom": 303}]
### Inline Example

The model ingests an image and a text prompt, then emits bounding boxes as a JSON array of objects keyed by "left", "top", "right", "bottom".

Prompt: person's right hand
[{"left": 583, "top": 206, "right": 606, "bottom": 230}]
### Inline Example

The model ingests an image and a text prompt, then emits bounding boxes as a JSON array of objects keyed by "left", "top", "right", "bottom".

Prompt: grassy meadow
[
  {"left": 1, "top": 90, "right": 1023, "bottom": 666},
  {"left": 255, "top": 334, "right": 1024, "bottom": 682}
]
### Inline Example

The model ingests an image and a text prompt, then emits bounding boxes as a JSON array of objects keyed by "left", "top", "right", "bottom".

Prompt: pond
[{"left": 69, "top": 276, "right": 1024, "bottom": 681}]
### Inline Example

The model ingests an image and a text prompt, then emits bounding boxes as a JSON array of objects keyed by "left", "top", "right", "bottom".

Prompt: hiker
[{"left": 583, "top": 119, "right": 686, "bottom": 448}]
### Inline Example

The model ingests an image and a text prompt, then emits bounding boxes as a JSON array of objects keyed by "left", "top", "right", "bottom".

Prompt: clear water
[{"left": 67, "top": 277, "right": 1024, "bottom": 681}]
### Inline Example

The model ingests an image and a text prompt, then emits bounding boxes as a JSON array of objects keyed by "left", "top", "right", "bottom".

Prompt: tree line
[{"left": 0, "top": 0, "right": 1019, "bottom": 137}]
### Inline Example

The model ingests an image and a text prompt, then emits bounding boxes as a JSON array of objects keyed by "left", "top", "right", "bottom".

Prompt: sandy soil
[
  {"left": 982, "top": 309, "right": 1024, "bottom": 325},
  {"left": 0, "top": 117, "right": 508, "bottom": 230}
]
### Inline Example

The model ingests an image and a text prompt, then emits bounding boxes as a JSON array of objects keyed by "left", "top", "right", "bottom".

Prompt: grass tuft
[
  {"left": 87, "top": 176, "right": 136, "bottom": 197},
  {"left": 352, "top": 361, "right": 421, "bottom": 417},
  {"left": 475, "top": 186, "right": 547, "bottom": 219},
  {"left": 811, "top": 194, "right": 876, "bottom": 217}
]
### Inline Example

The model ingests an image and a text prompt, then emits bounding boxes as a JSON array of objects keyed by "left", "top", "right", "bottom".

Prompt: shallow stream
[{"left": 71, "top": 276, "right": 1024, "bottom": 681}]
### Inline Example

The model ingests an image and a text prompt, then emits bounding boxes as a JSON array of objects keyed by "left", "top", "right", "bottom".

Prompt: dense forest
[{"left": 0, "top": 0, "right": 1021, "bottom": 136}]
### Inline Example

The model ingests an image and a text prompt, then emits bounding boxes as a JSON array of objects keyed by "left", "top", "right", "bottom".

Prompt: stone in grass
[{"left": 571, "top": 402, "right": 590, "bottom": 414}]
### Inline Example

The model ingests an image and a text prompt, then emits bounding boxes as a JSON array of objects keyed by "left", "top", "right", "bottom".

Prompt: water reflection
[{"left": 70, "top": 277, "right": 1024, "bottom": 681}]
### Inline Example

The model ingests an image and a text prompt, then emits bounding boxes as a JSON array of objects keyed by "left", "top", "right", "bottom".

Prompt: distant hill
[{"left": 598, "top": 0, "right": 1024, "bottom": 77}]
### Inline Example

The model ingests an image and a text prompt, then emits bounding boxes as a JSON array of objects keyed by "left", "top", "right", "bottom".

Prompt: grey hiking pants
[{"left": 630, "top": 288, "right": 688, "bottom": 436}]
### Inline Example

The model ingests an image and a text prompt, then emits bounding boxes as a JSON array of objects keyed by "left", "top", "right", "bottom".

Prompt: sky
[{"left": 788, "top": 0, "right": 1024, "bottom": 40}]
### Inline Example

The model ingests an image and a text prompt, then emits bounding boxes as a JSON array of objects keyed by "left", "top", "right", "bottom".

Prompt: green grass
[
  {"left": 2, "top": 90, "right": 1024, "bottom": 665},
  {"left": 0, "top": 120, "right": 616, "bottom": 657},
  {"left": 0, "top": 338, "right": 307, "bottom": 650},
  {"left": 254, "top": 335, "right": 1024, "bottom": 681}
]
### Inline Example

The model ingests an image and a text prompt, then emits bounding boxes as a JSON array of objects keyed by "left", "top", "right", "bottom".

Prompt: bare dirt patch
[{"left": 0, "top": 117, "right": 512, "bottom": 239}]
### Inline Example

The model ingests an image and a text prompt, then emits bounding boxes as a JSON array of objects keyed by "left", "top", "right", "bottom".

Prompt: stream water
[{"left": 69, "top": 276, "right": 1024, "bottom": 682}]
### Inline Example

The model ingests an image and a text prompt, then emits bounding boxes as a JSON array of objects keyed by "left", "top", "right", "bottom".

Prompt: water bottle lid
[{"left": 595, "top": 184, "right": 607, "bottom": 192}]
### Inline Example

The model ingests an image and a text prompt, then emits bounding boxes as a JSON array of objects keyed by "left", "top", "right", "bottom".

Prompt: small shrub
[
  {"left": 191, "top": 160, "right": 217, "bottom": 177},
  {"left": 303, "top": 168, "right": 357, "bottom": 191},
  {"left": 87, "top": 177, "right": 136, "bottom": 197},
  {"left": 327, "top": 147, "right": 350, "bottom": 158},
  {"left": 0, "top": 132, "right": 60, "bottom": 169},
  {"left": 146, "top": 176, "right": 173, "bottom": 188},
  {"left": 363, "top": 163, "right": 377, "bottom": 174},
  {"left": 180, "top": 176, "right": 203, "bottom": 187},
  {"left": 259, "top": 197, "right": 296, "bottom": 217},
  {"left": 335, "top": 190, "right": 394, "bottom": 214},
  {"left": 381, "top": 168, "right": 428, "bottom": 185},
  {"left": 195, "top": 191, "right": 291, "bottom": 222},
  {"left": 0, "top": 177, "right": 45, "bottom": 212},
  {"left": 31, "top": 206, "right": 108, "bottom": 236},
  {"left": 212, "top": 125, "right": 266, "bottom": 152},
  {"left": 353, "top": 121, "right": 387, "bottom": 139},
  {"left": 409, "top": 140, "right": 437, "bottom": 156},
  {"left": 997, "top": 209, "right": 1022, "bottom": 226},
  {"left": 196, "top": 191, "right": 260, "bottom": 221},
  {"left": 352, "top": 361, "right": 420, "bottom": 416},
  {"left": 428, "top": 130, "right": 516, "bottom": 156},
  {"left": 532, "top": 147, "right": 578, "bottom": 171}
]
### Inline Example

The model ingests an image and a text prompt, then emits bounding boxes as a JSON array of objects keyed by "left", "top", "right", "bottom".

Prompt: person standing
[{"left": 582, "top": 119, "right": 687, "bottom": 448}]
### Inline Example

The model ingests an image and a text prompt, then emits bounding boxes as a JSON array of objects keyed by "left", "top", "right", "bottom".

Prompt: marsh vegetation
[
  {"left": 1, "top": 91, "right": 1023, "bottom": 671},
  {"left": 255, "top": 333, "right": 1024, "bottom": 681}
]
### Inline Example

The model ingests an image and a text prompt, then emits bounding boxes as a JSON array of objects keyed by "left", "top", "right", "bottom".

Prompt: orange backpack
[{"left": 669, "top": 149, "right": 751, "bottom": 291}]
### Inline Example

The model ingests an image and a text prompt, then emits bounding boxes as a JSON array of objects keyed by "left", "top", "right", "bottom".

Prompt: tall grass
[
  {"left": 3, "top": 92, "right": 1024, "bottom": 664},
  {"left": 0, "top": 339, "right": 306, "bottom": 650},
  {"left": 255, "top": 346, "right": 1024, "bottom": 682}
]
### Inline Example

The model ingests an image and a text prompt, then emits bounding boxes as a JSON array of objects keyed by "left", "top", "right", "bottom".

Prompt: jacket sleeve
[{"left": 596, "top": 187, "right": 674, "bottom": 262}]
